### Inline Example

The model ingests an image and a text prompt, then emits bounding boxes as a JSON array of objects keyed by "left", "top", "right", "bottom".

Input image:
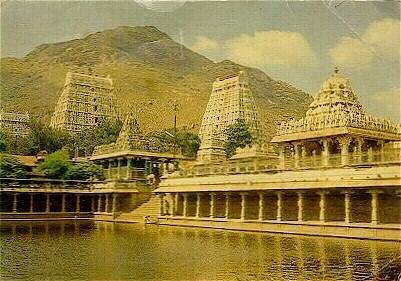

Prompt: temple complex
[
  {"left": 197, "top": 71, "right": 264, "bottom": 162},
  {"left": 155, "top": 69, "right": 401, "bottom": 241},
  {"left": 0, "top": 111, "right": 30, "bottom": 136},
  {"left": 50, "top": 72, "right": 119, "bottom": 134}
]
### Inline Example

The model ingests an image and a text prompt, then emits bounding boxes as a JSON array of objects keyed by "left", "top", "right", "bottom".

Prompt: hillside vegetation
[{"left": 0, "top": 26, "right": 312, "bottom": 138}]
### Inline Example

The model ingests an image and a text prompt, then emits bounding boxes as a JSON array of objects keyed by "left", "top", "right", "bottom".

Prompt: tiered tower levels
[
  {"left": 197, "top": 71, "right": 263, "bottom": 162},
  {"left": 50, "top": 72, "right": 119, "bottom": 134},
  {"left": 0, "top": 112, "right": 30, "bottom": 136}
]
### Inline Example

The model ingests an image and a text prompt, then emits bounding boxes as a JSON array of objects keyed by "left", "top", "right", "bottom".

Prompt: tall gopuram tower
[
  {"left": 197, "top": 71, "right": 263, "bottom": 162},
  {"left": 50, "top": 72, "right": 119, "bottom": 134},
  {"left": 272, "top": 67, "right": 401, "bottom": 168}
]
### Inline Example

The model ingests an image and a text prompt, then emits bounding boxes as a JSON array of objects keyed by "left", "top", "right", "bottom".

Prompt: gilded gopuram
[
  {"left": 156, "top": 69, "right": 401, "bottom": 241},
  {"left": 197, "top": 71, "right": 264, "bottom": 162},
  {"left": 0, "top": 111, "right": 30, "bottom": 136},
  {"left": 50, "top": 72, "right": 119, "bottom": 134}
]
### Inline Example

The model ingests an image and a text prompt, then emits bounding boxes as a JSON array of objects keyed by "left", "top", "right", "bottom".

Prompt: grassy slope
[{"left": 0, "top": 26, "right": 312, "bottom": 138}]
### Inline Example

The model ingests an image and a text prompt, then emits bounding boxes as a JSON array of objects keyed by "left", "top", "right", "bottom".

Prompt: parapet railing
[
  {"left": 177, "top": 148, "right": 401, "bottom": 178},
  {"left": 0, "top": 178, "right": 105, "bottom": 191}
]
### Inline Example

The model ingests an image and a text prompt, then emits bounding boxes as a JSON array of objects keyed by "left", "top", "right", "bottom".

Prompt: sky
[{"left": 1, "top": 0, "right": 400, "bottom": 121}]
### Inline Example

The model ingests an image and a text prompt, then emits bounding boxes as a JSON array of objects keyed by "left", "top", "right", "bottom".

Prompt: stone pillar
[
  {"left": 258, "top": 192, "right": 265, "bottom": 221},
  {"left": 344, "top": 192, "right": 352, "bottom": 223},
  {"left": 61, "top": 194, "right": 66, "bottom": 212},
  {"left": 293, "top": 142, "right": 301, "bottom": 168},
  {"left": 368, "top": 146, "right": 374, "bottom": 162},
  {"left": 159, "top": 194, "right": 165, "bottom": 215},
  {"left": 338, "top": 136, "right": 351, "bottom": 166},
  {"left": 182, "top": 194, "right": 188, "bottom": 217},
  {"left": 301, "top": 145, "right": 307, "bottom": 157},
  {"left": 112, "top": 194, "right": 117, "bottom": 214},
  {"left": 355, "top": 138, "right": 363, "bottom": 163},
  {"left": 378, "top": 140, "right": 385, "bottom": 162},
  {"left": 171, "top": 193, "right": 176, "bottom": 216},
  {"left": 105, "top": 194, "right": 109, "bottom": 213},
  {"left": 12, "top": 193, "right": 18, "bottom": 213},
  {"left": 276, "top": 191, "right": 282, "bottom": 221},
  {"left": 162, "top": 193, "right": 168, "bottom": 215},
  {"left": 297, "top": 191, "right": 304, "bottom": 222},
  {"left": 126, "top": 157, "right": 132, "bottom": 180},
  {"left": 210, "top": 193, "right": 216, "bottom": 218},
  {"left": 108, "top": 160, "right": 112, "bottom": 179},
  {"left": 174, "top": 193, "right": 179, "bottom": 215},
  {"left": 45, "top": 193, "right": 50, "bottom": 213},
  {"left": 97, "top": 195, "right": 102, "bottom": 213},
  {"left": 225, "top": 192, "right": 231, "bottom": 219},
  {"left": 240, "top": 192, "right": 247, "bottom": 221},
  {"left": 318, "top": 191, "right": 327, "bottom": 222},
  {"left": 369, "top": 190, "right": 381, "bottom": 225},
  {"left": 117, "top": 159, "right": 122, "bottom": 179},
  {"left": 29, "top": 193, "right": 34, "bottom": 213},
  {"left": 75, "top": 194, "right": 81, "bottom": 213},
  {"left": 321, "top": 138, "right": 330, "bottom": 167},
  {"left": 91, "top": 197, "right": 95, "bottom": 213},
  {"left": 196, "top": 193, "right": 201, "bottom": 218},
  {"left": 278, "top": 145, "right": 285, "bottom": 169}
]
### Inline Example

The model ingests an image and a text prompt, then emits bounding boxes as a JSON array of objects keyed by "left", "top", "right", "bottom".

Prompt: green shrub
[
  {"left": 38, "top": 150, "right": 71, "bottom": 179},
  {"left": 64, "top": 162, "right": 104, "bottom": 181},
  {"left": 0, "top": 153, "right": 27, "bottom": 178}
]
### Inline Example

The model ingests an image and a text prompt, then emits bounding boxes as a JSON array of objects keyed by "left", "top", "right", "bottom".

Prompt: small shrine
[
  {"left": 271, "top": 68, "right": 401, "bottom": 168},
  {"left": 90, "top": 113, "right": 184, "bottom": 182}
]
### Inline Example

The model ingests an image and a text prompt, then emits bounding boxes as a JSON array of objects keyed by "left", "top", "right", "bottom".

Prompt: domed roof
[{"left": 308, "top": 67, "right": 362, "bottom": 112}]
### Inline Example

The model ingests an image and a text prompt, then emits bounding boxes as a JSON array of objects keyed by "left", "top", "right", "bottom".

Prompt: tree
[
  {"left": 0, "top": 118, "right": 70, "bottom": 155},
  {"left": 38, "top": 150, "right": 71, "bottom": 179},
  {"left": 64, "top": 161, "right": 104, "bottom": 181},
  {"left": 175, "top": 130, "right": 201, "bottom": 158},
  {"left": 151, "top": 129, "right": 201, "bottom": 158},
  {"left": 0, "top": 153, "right": 27, "bottom": 178},
  {"left": 224, "top": 119, "right": 254, "bottom": 158},
  {"left": 26, "top": 117, "right": 70, "bottom": 155},
  {"left": 68, "top": 119, "right": 123, "bottom": 157}
]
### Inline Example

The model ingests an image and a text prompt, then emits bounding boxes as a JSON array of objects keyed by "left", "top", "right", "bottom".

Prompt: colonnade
[
  {"left": 98, "top": 156, "right": 175, "bottom": 180},
  {"left": 96, "top": 194, "right": 118, "bottom": 214},
  {"left": 159, "top": 189, "right": 398, "bottom": 225},
  {"left": 1, "top": 193, "right": 118, "bottom": 214},
  {"left": 277, "top": 137, "right": 388, "bottom": 168}
]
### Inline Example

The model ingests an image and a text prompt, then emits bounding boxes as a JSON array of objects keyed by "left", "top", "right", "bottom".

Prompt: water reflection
[{"left": 0, "top": 221, "right": 400, "bottom": 281}]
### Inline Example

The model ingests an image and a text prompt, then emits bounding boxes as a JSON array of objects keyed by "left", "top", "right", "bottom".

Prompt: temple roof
[
  {"left": 92, "top": 112, "right": 182, "bottom": 158},
  {"left": 307, "top": 67, "right": 362, "bottom": 115},
  {"left": 272, "top": 68, "right": 401, "bottom": 143}
]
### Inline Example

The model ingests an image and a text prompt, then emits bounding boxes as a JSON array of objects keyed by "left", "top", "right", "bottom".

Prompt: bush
[
  {"left": 0, "top": 153, "right": 27, "bottom": 178},
  {"left": 64, "top": 162, "right": 104, "bottom": 181},
  {"left": 38, "top": 150, "right": 71, "bottom": 179}
]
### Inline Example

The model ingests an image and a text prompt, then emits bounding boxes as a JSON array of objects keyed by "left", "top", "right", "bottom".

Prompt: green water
[{"left": 0, "top": 221, "right": 400, "bottom": 281}]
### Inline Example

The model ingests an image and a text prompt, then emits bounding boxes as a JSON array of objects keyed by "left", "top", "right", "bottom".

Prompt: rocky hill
[{"left": 0, "top": 26, "right": 312, "bottom": 138}]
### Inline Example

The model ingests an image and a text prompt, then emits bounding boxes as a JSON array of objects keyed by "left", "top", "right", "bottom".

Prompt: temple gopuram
[
  {"left": 271, "top": 67, "right": 401, "bottom": 168},
  {"left": 197, "top": 71, "right": 264, "bottom": 162},
  {"left": 0, "top": 111, "right": 30, "bottom": 136},
  {"left": 50, "top": 72, "right": 119, "bottom": 134}
]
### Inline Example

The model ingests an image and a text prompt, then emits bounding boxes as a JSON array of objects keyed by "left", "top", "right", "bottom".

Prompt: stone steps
[{"left": 117, "top": 195, "right": 161, "bottom": 223}]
